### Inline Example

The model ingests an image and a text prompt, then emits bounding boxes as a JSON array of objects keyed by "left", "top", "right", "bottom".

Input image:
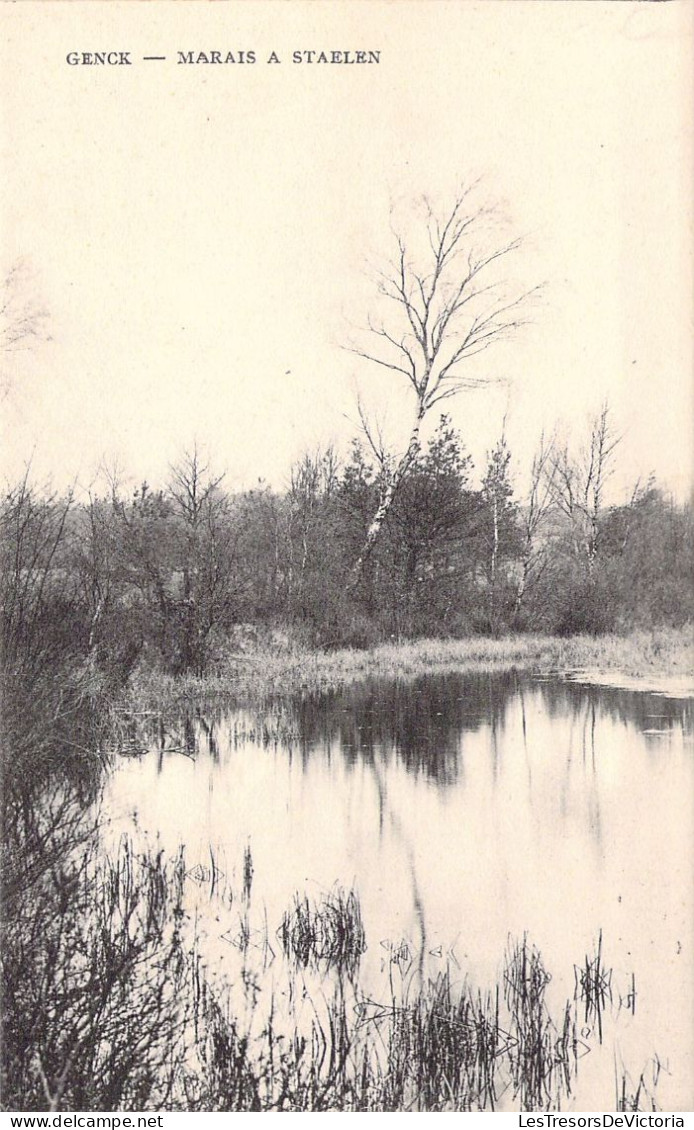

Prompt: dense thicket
[{"left": 2, "top": 417, "right": 691, "bottom": 686}]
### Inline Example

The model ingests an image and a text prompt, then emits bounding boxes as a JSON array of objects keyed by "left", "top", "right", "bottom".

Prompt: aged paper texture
[{"left": 1, "top": 0, "right": 692, "bottom": 1116}]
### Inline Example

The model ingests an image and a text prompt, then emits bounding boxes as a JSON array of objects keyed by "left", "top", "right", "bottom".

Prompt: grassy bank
[{"left": 126, "top": 626, "right": 693, "bottom": 711}]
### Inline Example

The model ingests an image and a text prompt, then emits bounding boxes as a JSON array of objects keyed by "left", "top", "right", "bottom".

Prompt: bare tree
[
  {"left": 548, "top": 402, "right": 621, "bottom": 575},
  {"left": 79, "top": 493, "right": 118, "bottom": 663},
  {"left": 1, "top": 262, "right": 50, "bottom": 399},
  {"left": 167, "top": 445, "right": 245, "bottom": 674},
  {"left": 513, "top": 430, "right": 555, "bottom": 622},
  {"left": 286, "top": 446, "right": 339, "bottom": 605},
  {"left": 168, "top": 444, "right": 225, "bottom": 533},
  {"left": 0, "top": 468, "right": 76, "bottom": 677},
  {"left": 347, "top": 184, "right": 538, "bottom": 584},
  {"left": 481, "top": 425, "right": 516, "bottom": 633}
]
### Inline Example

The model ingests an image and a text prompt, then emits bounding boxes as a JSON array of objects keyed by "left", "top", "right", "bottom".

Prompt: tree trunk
[
  {"left": 347, "top": 406, "right": 426, "bottom": 590},
  {"left": 487, "top": 493, "right": 500, "bottom": 632}
]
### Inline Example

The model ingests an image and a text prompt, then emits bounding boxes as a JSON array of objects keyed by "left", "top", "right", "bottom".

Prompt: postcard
[{"left": 1, "top": 1, "right": 691, "bottom": 1117}]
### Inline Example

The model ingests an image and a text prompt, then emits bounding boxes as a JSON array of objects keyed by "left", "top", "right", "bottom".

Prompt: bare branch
[
  {"left": 345, "top": 344, "right": 416, "bottom": 383},
  {"left": 168, "top": 443, "right": 225, "bottom": 526},
  {"left": 356, "top": 398, "right": 392, "bottom": 472}
]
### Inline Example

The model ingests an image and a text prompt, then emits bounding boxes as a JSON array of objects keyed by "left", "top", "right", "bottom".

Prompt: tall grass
[
  {"left": 279, "top": 886, "right": 366, "bottom": 980},
  {"left": 2, "top": 806, "right": 659, "bottom": 1115},
  {"left": 125, "top": 626, "right": 693, "bottom": 711},
  {"left": 574, "top": 930, "right": 613, "bottom": 1043},
  {"left": 187, "top": 921, "right": 647, "bottom": 1112},
  {"left": 503, "top": 936, "right": 581, "bottom": 1110}
]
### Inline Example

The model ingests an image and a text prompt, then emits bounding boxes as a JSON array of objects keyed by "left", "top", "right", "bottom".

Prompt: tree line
[{"left": 2, "top": 407, "right": 692, "bottom": 687}]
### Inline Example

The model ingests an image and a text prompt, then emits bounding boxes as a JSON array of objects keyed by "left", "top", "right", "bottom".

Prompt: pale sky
[{"left": 1, "top": 0, "right": 692, "bottom": 502}]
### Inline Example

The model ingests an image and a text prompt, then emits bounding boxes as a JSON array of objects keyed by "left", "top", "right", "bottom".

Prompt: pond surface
[{"left": 105, "top": 671, "right": 693, "bottom": 1110}]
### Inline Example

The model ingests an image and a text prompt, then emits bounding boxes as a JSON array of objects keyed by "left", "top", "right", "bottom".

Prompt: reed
[
  {"left": 4, "top": 844, "right": 659, "bottom": 1113},
  {"left": 1, "top": 777, "right": 661, "bottom": 1114},
  {"left": 575, "top": 929, "right": 613, "bottom": 1043},
  {"left": 279, "top": 886, "right": 367, "bottom": 980},
  {"left": 503, "top": 935, "right": 579, "bottom": 1110}
]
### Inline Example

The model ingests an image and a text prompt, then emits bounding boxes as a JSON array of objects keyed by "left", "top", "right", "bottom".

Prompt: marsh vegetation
[
  {"left": 1, "top": 458, "right": 691, "bottom": 1111},
  {"left": 2, "top": 191, "right": 691, "bottom": 1112},
  {"left": 0, "top": 791, "right": 671, "bottom": 1114},
  {"left": 6, "top": 662, "right": 690, "bottom": 1111}
]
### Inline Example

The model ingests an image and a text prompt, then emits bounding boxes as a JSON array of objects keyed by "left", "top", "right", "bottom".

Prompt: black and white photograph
[{"left": 1, "top": 0, "right": 692, "bottom": 1116}]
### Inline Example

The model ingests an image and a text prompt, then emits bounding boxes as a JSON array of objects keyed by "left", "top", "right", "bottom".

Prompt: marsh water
[{"left": 105, "top": 671, "right": 693, "bottom": 1110}]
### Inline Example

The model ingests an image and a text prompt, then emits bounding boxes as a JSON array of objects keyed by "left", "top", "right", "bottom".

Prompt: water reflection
[
  {"left": 226, "top": 673, "right": 690, "bottom": 787},
  {"left": 134, "top": 675, "right": 691, "bottom": 791},
  {"left": 106, "top": 673, "right": 693, "bottom": 1110}
]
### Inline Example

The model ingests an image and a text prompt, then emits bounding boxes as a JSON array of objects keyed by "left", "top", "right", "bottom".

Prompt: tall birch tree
[{"left": 347, "top": 184, "right": 537, "bottom": 586}]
